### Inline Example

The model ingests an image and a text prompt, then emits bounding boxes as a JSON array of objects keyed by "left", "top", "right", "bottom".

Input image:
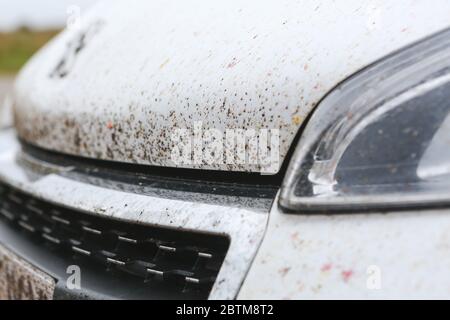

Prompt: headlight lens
[{"left": 280, "top": 28, "right": 450, "bottom": 212}]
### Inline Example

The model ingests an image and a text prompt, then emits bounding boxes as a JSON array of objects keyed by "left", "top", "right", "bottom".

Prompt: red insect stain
[
  {"left": 279, "top": 267, "right": 291, "bottom": 277},
  {"left": 321, "top": 263, "right": 332, "bottom": 272},
  {"left": 227, "top": 58, "right": 239, "bottom": 69},
  {"left": 341, "top": 270, "right": 354, "bottom": 282},
  {"left": 291, "top": 231, "right": 300, "bottom": 241},
  {"left": 106, "top": 121, "right": 114, "bottom": 129}
]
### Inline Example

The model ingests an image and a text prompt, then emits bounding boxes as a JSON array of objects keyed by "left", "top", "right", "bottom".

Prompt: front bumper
[{"left": 0, "top": 129, "right": 270, "bottom": 299}]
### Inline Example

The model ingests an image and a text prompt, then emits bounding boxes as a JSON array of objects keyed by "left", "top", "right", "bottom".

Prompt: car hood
[{"left": 13, "top": 0, "right": 450, "bottom": 173}]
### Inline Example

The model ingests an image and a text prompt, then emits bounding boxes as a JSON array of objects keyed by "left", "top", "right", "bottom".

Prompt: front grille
[{"left": 0, "top": 183, "right": 229, "bottom": 299}]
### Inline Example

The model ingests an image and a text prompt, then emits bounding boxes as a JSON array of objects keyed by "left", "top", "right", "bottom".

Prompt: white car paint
[
  {"left": 3, "top": 0, "right": 450, "bottom": 299},
  {"left": 239, "top": 196, "right": 450, "bottom": 299}
]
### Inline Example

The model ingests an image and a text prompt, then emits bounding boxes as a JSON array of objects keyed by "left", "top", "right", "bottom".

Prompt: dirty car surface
[
  {"left": 2, "top": 0, "right": 450, "bottom": 300},
  {"left": 0, "top": 245, "right": 54, "bottom": 300}
]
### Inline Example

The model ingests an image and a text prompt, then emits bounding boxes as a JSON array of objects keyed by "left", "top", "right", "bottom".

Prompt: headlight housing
[{"left": 280, "top": 28, "right": 450, "bottom": 212}]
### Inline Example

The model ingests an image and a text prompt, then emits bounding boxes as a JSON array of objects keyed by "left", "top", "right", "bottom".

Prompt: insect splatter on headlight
[{"left": 280, "top": 28, "right": 450, "bottom": 212}]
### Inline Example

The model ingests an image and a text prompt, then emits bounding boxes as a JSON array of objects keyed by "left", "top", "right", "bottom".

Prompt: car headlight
[{"left": 280, "top": 28, "right": 450, "bottom": 212}]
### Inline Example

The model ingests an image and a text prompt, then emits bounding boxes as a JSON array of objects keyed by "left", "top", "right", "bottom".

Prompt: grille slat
[{"left": 0, "top": 183, "right": 229, "bottom": 299}]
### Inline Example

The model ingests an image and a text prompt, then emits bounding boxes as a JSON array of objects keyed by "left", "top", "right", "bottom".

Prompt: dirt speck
[
  {"left": 279, "top": 267, "right": 291, "bottom": 277},
  {"left": 159, "top": 58, "right": 170, "bottom": 69},
  {"left": 227, "top": 58, "right": 239, "bottom": 69},
  {"left": 292, "top": 115, "right": 302, "bottom": 125}
]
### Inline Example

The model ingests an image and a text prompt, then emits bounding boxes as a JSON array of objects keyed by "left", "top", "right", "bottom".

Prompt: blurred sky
[{"left": 0, "top": 0, "right": 99, "bottom": 31}]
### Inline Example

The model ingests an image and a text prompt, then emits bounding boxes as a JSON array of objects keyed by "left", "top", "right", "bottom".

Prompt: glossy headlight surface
[{"left": 280, "top": 29, "right": 450, "bottom": 212}]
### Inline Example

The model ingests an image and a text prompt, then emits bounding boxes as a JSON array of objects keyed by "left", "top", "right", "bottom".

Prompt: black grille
[{"left": 0, "top": 183, "right": 229, "bottom": 299}]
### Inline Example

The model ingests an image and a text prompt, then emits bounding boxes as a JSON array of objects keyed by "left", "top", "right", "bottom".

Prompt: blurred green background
[{"left": 0, "top": 28, "right": 59, "bottom": 75}]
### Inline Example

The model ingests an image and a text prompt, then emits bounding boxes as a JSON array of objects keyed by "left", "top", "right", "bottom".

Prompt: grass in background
[{"left": 0, "top": 28, "right": 60, "bottom": 75}]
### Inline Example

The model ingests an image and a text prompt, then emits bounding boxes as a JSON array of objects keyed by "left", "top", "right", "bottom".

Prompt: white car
[{"left": 1, "top": 0, "right": 450, "bottom": 299}]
